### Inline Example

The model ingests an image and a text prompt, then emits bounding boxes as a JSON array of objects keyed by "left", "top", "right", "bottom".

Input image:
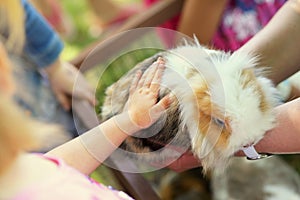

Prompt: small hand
[
  {"left": 45, "top": 60, "right": 95, "bottom": 110},
  {"left": 126, "top": 58, "right": 171, "bottom": 129}
]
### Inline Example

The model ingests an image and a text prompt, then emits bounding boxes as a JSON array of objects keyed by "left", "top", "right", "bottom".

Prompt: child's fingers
[
  {"left": 138, "top": 57, "right": 164, "bottom": 88},
  {"left": 137, "top": 61, "right": 158, "bottom": 89},
  {"left": 150, "top": 62, "right": 165, "bottom": 92},
  {"left": 55, "top": 91, "right": 71, "bottom": 110},
  {"left": 143, "top": 61, "right": 162, "bottom": 88},
  {"left": 157, "top": 94, "right": 172, "bottom": 110},
  {"left": 129, "top": 70, "right": 142, "bottom": 95},
  {"left": 151, "top": 94, "right": 172, "bottom": 117},
  {"left": 143, "top": 57, "right": 165, "bottom": 88}
]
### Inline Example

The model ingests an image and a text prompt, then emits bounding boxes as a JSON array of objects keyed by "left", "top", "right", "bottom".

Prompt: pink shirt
[
  {"left": 12, "top": 155, "right": 134, "bottom": 200},
  {"left": 144, "top": 0, "right": 286, "bottom": 51},
  {"left": 212, "top": 0, "right": 286, "bottom": 51}
]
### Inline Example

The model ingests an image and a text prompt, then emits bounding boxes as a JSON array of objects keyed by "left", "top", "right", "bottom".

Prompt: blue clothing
[
  {"left": 22, "top": 0, "right": 63, "bottom": 68},
  {"left": 8, "top": 1, "right": 77, "bottom": 143}
]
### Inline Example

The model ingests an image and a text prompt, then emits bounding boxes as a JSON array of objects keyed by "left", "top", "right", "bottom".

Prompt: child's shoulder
[{"left": 11, "top": 153, "right": 134, "bottom": 200}]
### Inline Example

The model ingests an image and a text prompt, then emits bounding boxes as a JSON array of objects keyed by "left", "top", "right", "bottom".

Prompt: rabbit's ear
[
  {"left": 177, "top": 34, "right": 203, "bottom": 48},
  {"left": 240, "top": 68, "right": 271, "bottom": 113},
  {"left": 228, "top": 51, "right": 259, "bottom": 72},
  {"left": 240, "top": 68, "right": 256, "bottom": 89},
  {"left": 193, "top": 34, "right": 201, "bottom": 47}
]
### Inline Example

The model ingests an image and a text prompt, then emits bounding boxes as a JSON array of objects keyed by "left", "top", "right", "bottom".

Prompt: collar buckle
[{"left": 242, "top": 145, "right": 272, "bottom": 160}]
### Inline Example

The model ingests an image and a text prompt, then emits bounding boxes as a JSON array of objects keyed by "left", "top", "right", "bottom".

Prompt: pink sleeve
[{"left": 12, "top": 154, "right": 134, "bottom": 200}]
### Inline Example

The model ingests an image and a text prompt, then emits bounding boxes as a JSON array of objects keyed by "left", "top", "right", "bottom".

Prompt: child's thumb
[{"left": 151, "top": 94, "right": 172, "bottom": 117}]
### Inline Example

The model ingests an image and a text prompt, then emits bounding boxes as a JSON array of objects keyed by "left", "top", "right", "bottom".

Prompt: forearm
[
  {"left": 87, "top": 0, "right": 120, "bottom": 23},
  {"left": 178, "top": 0, "right": 228, "bottom": 44},
  {"left": 238, "top": 0, "right": 300, "bottom": 84},
  {"left": 43, "top": 58, "right": 61, "bottom": 74},
  {"left": 46, "top": 137, "right": 100, "bottom": 175},
  {"left": 255, "top": 98, "right": 300, "bottom": 154},
  {"left": 46, "top": 113, "right": 140, "bottom": 175},
  {"left": 43, "top": 58, "right": 70, "bottom": 82}
]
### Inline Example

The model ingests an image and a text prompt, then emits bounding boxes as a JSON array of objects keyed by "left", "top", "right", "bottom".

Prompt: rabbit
[{"left": 101, "top": 40, "right": 279, "bottom": 173}]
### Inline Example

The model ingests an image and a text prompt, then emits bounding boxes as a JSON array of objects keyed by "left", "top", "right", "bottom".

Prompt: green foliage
[{"left": 60, "top": 0, "right": 99, "bottom": 60}]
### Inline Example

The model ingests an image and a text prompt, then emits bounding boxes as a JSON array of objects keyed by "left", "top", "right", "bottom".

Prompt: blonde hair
[
  {"left": 0, "top": 42, "right": 14, "bottom": 96},
  {"left": 0, "top": 43, "right": 37, "bottom": 173},
  {"left": 0, "top": 1, "right": 67, "bottom": 174},
  {"left": 0, "top": 0, "right": 25, "bottom": 51},
  {"left": 0, "top": 43, "right": 67, "bottom": 174},
  {"left": 0, "top": 96, "right": 67, "bottom": 174}
]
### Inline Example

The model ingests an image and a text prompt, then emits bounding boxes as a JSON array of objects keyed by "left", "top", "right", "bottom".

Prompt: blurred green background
[{"left": 60, "top": 0, "right": 141, "bottom": 61}]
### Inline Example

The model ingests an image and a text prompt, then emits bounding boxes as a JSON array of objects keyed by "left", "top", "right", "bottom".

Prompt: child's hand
[
  {"left": 45, "top": 60, "right": 96, "bottom": 110},
  {"left": 126, "top": 58, "right": 171, "bottom": 129}
]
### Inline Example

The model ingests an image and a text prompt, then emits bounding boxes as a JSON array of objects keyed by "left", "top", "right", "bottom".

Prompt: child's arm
[
  {"left": 46, "top": 58, "right": 171, "bottom": 175},
  {"left": 238, "top": 0, "right": 300, "bottom": 84},
  {"left": 177, "top": 0, "right": 228, "bottom": 44},
  {"left": 255, "top": 98, "right": 300, "bottom": 154}
]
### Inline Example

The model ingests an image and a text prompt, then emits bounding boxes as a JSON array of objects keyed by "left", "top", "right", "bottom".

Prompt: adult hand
[
  {"left": 167, "top": 152, "right": 202, "bottom": 172},
  {"left": 45, "top": 59, "right": 95, "bottom": 110}
]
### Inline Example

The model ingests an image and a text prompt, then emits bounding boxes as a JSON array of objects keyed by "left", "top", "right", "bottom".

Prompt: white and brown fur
[{"left": 101, "top": 41, "right": 279, "bottom": 173}]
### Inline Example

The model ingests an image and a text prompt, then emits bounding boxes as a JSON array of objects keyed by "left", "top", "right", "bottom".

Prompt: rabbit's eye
[{"left": 213, "top": 117, "right": 225, "bottom": 127}]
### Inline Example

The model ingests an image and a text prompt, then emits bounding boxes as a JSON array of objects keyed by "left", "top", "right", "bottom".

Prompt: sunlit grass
[{"left": 60, "top": 0, "right": 143, "bottom": 61}]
